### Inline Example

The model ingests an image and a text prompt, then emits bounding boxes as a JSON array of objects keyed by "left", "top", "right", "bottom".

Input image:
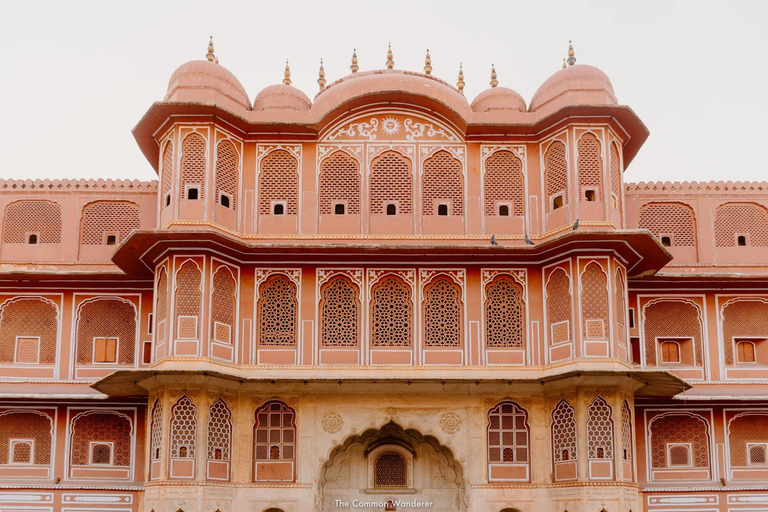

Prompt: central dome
[
  {"left": 165, "top": 60, "right": 250, "bottom": 112},
  {"left": 471, "top": 87, "right": 527, "bottom": 113},
  {"left": 253, "top": 84, "right": 312, "bottom": 111},
  {"left": 530, "top": 64, "right": 616, "bottom": 115}
]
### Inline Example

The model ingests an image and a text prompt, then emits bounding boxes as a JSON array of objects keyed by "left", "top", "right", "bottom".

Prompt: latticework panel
[
  {"left": 0, "top": 411, "right": 52, "bottom": 464},
  {"left": 76, "top": 299, "right": 135, "bottom": 365},
  {"left": 155, "top": 270, "right": 168, "bottom": 344},
  {"left": 150, "top": 400, "right": 162, "bottom": 461},
  {"left": 170, "top": 396, "right": 196, "bottom": 458},
  {"left": 422, "top": 151, "right": 463, "bottom": 216},
  {"left": 2, "top": 201, "right": 62, "bottom": 243},
  {"left": 729, "top": 414, "right": 768, "bottom": 466},
  {"left": 175, "top": 262, "right": 202, "bottom": 339},
  {"left": 207, "top": 399, "right": 231, "bottom": 461},
  {"left": 211, "top": 268, "right": 236, "bottom": 344},
  {"left": 370, "top": 151, "right": 412, "bottom": 214},
  {"left": 80, "top": 202, "right": 140, "bottom": 245},
  {"left": 258, "top": 150, "right": 298, "bottom": 215},
  {"left": 621, "top": 401, "right": 632, "bottom": 461},
  {"left": 609, "top": 141, "right": 621, "bottom": 208},
  {"left": 615, "top": 270, "right": 627, "bottom": 350},
  {"left": 552, "top": 399, "right": 577, "bottom": 462},
  {"left": 373, "top": 452, "right": 408, "bottom": 488},
  {"left": 423, "top": 277, "right": 462, "bottom": 348},
  {"left": 12, "top": 442, "right": 31, "bottom": 463},
  {"left": 488, "top": 401, "right": 529, "bottom": 463},
  {"left": 546, "top": 269, "right": 572, "bottom": 344},
  {"left": 254, "top": 401, "right": 295, "bottom": 461},
  {"left": 320, "top": 277, "right": 359, "bottom": 347},
  {"left": 577, "top": 133, "right": 603, "bottom": 201},
  {"left": 371, "top": 277, "right": 412, "bottom": 347},
  {"left": 0, "top": 298, "right": 57, "bottom": 364},
  {"left": 643, "top": 300, "right": 703, "bottom": 366},
  {"left": 257, "top": 276, "right": 297, "bottom": 346},
  {"left": 544, "top": 141, "right": 568, "bottom": 207},
  {"left": 638, "top": 203, "right": 696, "bottom": 247},
  {"left": 650, "top": 414, "right": 709, "bottom": 468},
  {"left": 215, "top": 140, "right": 238, "bottom": 209},
  {"left": 581, "top": 263, "right": 609, "bottom": 339},
  {"left": 319, "top": 151, "right": 360, "bottom": 215},
  {"left": 180, "top": 133, "right": 206, "bottom": 200},
  {"left": 162, "top": 141, "right": 173, "bottom": 206},
  {"left": 587, "top": 397, "right": 614, "bottom": 459},
  {"left": 715, "top": 203, "right": 768, "bottom": 246},
  {"left": 722, "top": 299, "right": 768, "bottom": 365},
  {"left": 484, "top": 276, "right": 524, "bottom": 348},
  {"left": 71, "top": 412, "right": 131, "bottom": 466},
  {"left": 484, "top": 151, "right": 524, "bottom": 216}
]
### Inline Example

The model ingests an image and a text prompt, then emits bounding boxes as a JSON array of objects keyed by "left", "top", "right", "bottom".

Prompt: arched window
[
  {"left": 484, "top": 150, "right": 524, "bottom": 217},
  {"left": 609, "top": 141, "right": 622, "bottom": 209},
  {"left": 370, "top": 276, "right": 412, "bottom": 347},
  {"left": 175, "top": 261, "right": 202, "bottom": 340},
  {"left": 150, "top": 400, "right": 162, "bottom": 462},
  {"left": 423, "top": 277, "right": 462, "bottom": 348},
  {"left": 180, "top": 133, "right": 206, "bottom": 201},
  {"left": 254, "top": 401, "right": 295, "bottom": 462},
  {"left": 373, "top": 451, "right": 408, "bottom": 489},
  {"left": 257, "top": 275, "right": 298, "bottom": 346},
  {"left": 544, "top": 141, "right": 567, "bottom": 211},
  {"left": 715, "top": 203, "right": 768, "bottom": 247},
  {"left": 727, "top": 413, "right": 768, "bottom": 468},
  {"left": 320, "top": 276, "right": 359, "bottom": 347},
  {"left": 484, "top": 276, "right": 525, "bottom": 348},
  {"left": 577, "top": 133, "right": 603, "bottom": 202},
  {"left": 70, "top": 412, "right": 131, "bottom": 467},
  {"left": 587, "top": 397, "right": 613, "bottom": 460},
  {"left": 638, "top": 202, "right": 697, "bottom": 247},
  {"left": 206, "top": 399, "right": 231, "bottom": 465},
  {"left": 422, "top": 151, "right": 463, "bottom": 216},
  {"left": 615, "top": 269, "right": 627, "bottom": 357},
  {"left": 80, "top": 202, "right": 140, "bottom": 246},
  {"left": 650, "top": 413, "right": 709, "bottom": 469},
  {"left": 488, "top": 401, "right": 529, "bottom": 464},
  {"left": 552, "top": 399, "right": 577, "bottom": 462},
  {"left": 215, "top": 140, "right": 238, "bottom": 210},
  {"left": 370, "top": 151, "right": 412, "bottom": 215},
  {"left": 75, "top": 298, "right": 136, "bottom": 365},
  {"left": 660, "top": 341, "right": 681, "bottom": 363},
  {"left": 643, "top": 300, "right": 703, "bottom": 367},
  {"left": 621, "top": 401, "right": 633, "bottom": 462},
  {"left": 259, "top": 150, "right": 299, "bottom": 215},
  {"left": 0, "top": 298, "right": 58, "bottom": 365},
  {"left": 0, "top": 410, "right": 52, "bottom": 465},
  {"left": 722, "top": 299, "right": 768, "bottom": 366},
  {"left": 161, "top": 141, "right": 173, "bottom": 208},
  {"left": 2, "top": 200, "right": 62, "bottom": 244},
  {"left": 319, "top": 151, "right": 360, "bottom": 215},
  {"left": 581, "top": 263, "right": 609, "bottom": 340},
  {"left": 211, "top": 267, "right": 237, "bottom": 345},
  {"left": 170, "top": 396, "right": 196, "bottom": 458},
  {"left": 546, "top": 269, "right": 572, "bottom": 347},
  {"left": 155, "top": 268, "right": 168, "bottom": 346}
]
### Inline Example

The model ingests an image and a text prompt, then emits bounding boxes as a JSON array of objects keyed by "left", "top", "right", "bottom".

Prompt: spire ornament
[
  {"left": 456, "top": 63, "right": 465, "bottom": 94},
  {"left": 562, "top": 57, "right": 567, "bottom": 69},
  {"left": 424, "top": 49, "right": 432, "bottom": 75},
  {"left": 386, "top": 43, "right": 394, "bottom": 69},
  {"left": 317, "top": 59, "right": 326, "bottom": 90},
  {"left": 490, "top": 64, "right": 498, "bottom": 87},
  {"left": 283, "top": 60, "right": 292, "bottom": 85},
  {"left": 350, "top": 49, "right": 359, "bottom": 73},
  {"left": 206, "top": 36, "right": 215, "bottom": 62},
  {"left": 567, "top": 40, "right": 576, "bottom": 66}
]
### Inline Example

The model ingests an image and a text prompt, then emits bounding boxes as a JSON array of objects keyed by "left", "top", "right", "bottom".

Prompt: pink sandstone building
[{"left": 0, "top": 40, "right": 766, "bottom": 512}]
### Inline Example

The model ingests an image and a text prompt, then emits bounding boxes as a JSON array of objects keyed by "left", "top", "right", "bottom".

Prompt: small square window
[
  {"left": 737, "top": 341, "right": 757, "bottom": 363},
  {"left": 737, "top": 235, "right": 747, "bottom": 246},
  {"left": 667, "top": 444, "right": 691, "bottom": 467},
  {"left": 220, "top": 194, "right": 231, "bottom": 209},
  {"left": 749, "top": 444, "right": 768, "bottom": 466},
  {"left": 661, "top": 236, "right": 672, "bottom": 247},
  {"left": 28, "top": 234, "right": 38, "bottom": 245},
  {"left": 106, "top": 235, "right": 117, "bottom": 246},
  {"left": 94, "top": 337, "right": 118, "bottom": 363},
  {"left": 552, "top": 195, "right": 564, "bottom": 210},
  {"left": 273, "top": 203, "right": 285, "bottom": 215},
  {"left": 165, "top": 194, "right": 171, "bottom": 207},
  {"left": 334, "top": 203, "right": 346, "bottom": 215},
  {"left": 660, "top": 341, "right": 681, "bottom": 364},
  {"left": 584, "top": 189, "right": 597, "bottom": 202},
  {"left": 187, "top": 187, "right": 199, "bottom": 200},
  {"left": 498, "top": 205, "right": 510, "bottom": 216},
  {"left": 386, "top": 204, "right": 397, "bottom": 216},
  {"left": 437, "top": 204, "right": 449, "bottom": 216}
]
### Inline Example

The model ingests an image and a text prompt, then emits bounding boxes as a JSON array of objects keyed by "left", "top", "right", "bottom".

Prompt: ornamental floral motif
[
  {"left": 322, "top": 412, "right": 344, "bottom": 434},
  {"left": 440, "top": 412, "right": 462, "bottom": 434},
  {"left": 381, "top": 117, "right": 401, "bottom": 135}
]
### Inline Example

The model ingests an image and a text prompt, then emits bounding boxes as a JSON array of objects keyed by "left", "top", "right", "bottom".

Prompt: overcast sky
[{"left": 1, "top": 0, "right": 766, "bottom": 183}]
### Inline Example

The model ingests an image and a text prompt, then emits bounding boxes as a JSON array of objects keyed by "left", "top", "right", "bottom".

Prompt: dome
[
  {"left": 471, "top": 87, "right": 527, "bottom": 113},
  {"left": 253, "top": 84, "right": 312, "bottom": 111},
  {"left": 165, "top": 60, "right": 250, "bottom": 111},
  {"left": 530, "top": 64, "right": 616, "bottom": 115}
]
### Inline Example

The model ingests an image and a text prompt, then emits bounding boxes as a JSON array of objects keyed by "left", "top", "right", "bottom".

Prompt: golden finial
[
  {"left": 424, "top": 49, "right": 432, "bottom": 75},
  {"left": 386, "top": 42, "right": 394, "bottom": 69},
  {"left": 456, "top": 62, "right": 465, "bottom": 94},
  {"left": 206, "top": 36, "right": 215, "bottom": 62},
  {"left": 283, "top": 59, "right": 292, "bottom": 85},
  {"left": 562, "top": 57, "right": 567, "bottom": 69},
  {"left": 567, "top": 40, "right": 576, "bottom": 66},
  {"left": 317, "top": 59, "right": 326, "bottom": 90},
  {"left": 350, "top": 48, "right": 359, "bottom": 73},
  {"left": 490, "top": 64, "right": 498, "bottom": 87}
]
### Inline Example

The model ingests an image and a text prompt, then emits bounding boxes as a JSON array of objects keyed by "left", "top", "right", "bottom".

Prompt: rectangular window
[
  {"left": 628, "top": 308, "right": 635, "bottom": 329},
  {"left": 748, "top": 443, "right": 768, "bottom": 466},
  {"left": 14, "top": 337, "right": 40, "bottom": 364},
  {"left": 94, "top": 337, "right": 118, "bottom": 363},
  {"left": 89, "top": 441, "right": 114, "bottom": 465},
  {"left": 142, "top": 341, "right": 152, "bottom": 364},
  {"left": 148, "top": 313, "right": 154, "bottom": 334},
  {"left": 667, "top": 443, "right": 692, "bottom": 467},
  {"left": 9, "top": 439, "right": 34, "bottom": 464}
]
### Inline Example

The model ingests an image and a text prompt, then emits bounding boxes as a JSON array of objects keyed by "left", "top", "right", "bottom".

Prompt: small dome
[
  {"left": 165, "top": 60, "right": 250, "bottom": 111},
  {"left": 253, "top": 84, "right": 312, "bottom": 111},
  {"left": 530, "top": 65, "right": 616, "bottom": 114},
  {"left": 471, "top": 87, "right": 527, "bottom": 113}
]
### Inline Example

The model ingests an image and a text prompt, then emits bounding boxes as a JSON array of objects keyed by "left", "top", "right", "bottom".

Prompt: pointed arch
[
  {"left": 580, "top": 262, "right": 609, "bottom": 340},
  {"left": 211, "top": 266, "right": 237, "bottom": 345},
  {"left": 544, "top": 140, "right": 568, "bottom": 211},
  {"left": 320, "top": 275, "right": 360, "bottom": 347},
  {"left": 587, "top": 397, "right": 613, "bottom": 460},
  {"left": 257, "top": 275, "right": 298, "bottom": 346},
  {"left": 174, "top": 260, "right": 202, "bottom": 341},
  {"left": 422, "top": 150, "right": 463, "bottom": 216},
  {"left": 180, "top": 133, "right": 206, "bottom": 201},
  {"left": 319, "top": 151, "right": 360, "bottom": 215},
  {"left": 577, "top": 132, "right": 603, "bottom": 202}
]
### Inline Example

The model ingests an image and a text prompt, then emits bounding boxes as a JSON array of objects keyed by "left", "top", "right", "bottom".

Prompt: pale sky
[{"left": 1, "top": 0, "right": 766, "bottom": 183}]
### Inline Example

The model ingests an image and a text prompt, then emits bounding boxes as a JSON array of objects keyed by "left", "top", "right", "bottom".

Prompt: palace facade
[{"left": 0, "top": 41, "right": 766, "bottom": 512}]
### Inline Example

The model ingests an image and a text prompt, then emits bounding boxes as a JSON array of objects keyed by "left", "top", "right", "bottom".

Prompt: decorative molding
[
  {"left": 256, "top": 144, "right": 301, "bottom": 164},
  {"left": 367, "top": 144, "right": 415, "bottom": 162},
  {"left": 404, "top": 118, "right": 458, "bottom": 142},
  {"left": 322, "top": 412, "right": 344, "bottom": 434},
  {"left": 325, "top": 115, "right": 460, "bottom": 143},
  {"left": 439, "top": 412, "right": 461, "bottom": 434},
  {"left": 419, "top": 269, "right": 465, "bottom": 288},
  {"left": 419, "top": 144, "right": 466, "bottom": 164},
  {"left": 255, "top": 269, "right": 302, "bottom": 287},
  {"left": 317, "top": 144, "right": 363, "bottom": 164},
  {"left": 480, "top": 144, "right": 526, "bottom": 164},
  {"left": 317, "top": 268, "right": 364, "bottom": 287}
]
